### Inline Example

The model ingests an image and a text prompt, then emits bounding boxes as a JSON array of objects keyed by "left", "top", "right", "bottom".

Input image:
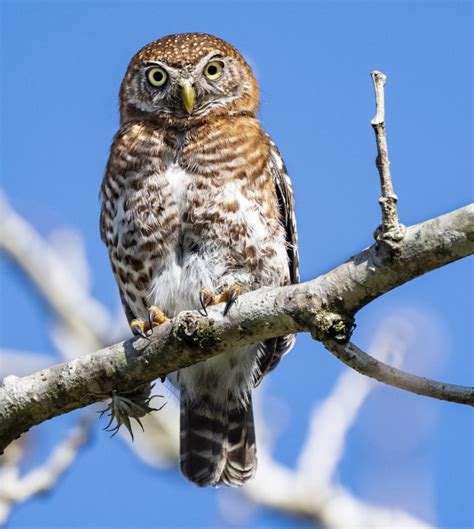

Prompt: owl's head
[{"left": 119, "top": 33, "right": 259, "bottom": 125}]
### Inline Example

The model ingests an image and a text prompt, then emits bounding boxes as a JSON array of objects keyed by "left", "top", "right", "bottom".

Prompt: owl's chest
[
  {"left": 146, "top": 158, "right": 266, "bottom": 244},
  {"left": 164, "top": 163, "right": 194, "bottom": 217}
]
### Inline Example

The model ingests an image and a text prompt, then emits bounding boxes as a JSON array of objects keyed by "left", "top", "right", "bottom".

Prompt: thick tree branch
[{"left": 1, "top": 204, "right": 472, "bottom": 452}]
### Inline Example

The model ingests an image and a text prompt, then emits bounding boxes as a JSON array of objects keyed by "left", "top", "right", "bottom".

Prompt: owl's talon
[
  {"left": 223, "top": 292, "right": 237, "bottom": 316},
  {"left": 199, "top": 288, "right": 211, "bottom": 316},
  {"left": 131, "top": 307, "right": 168, "bottom": 340},
  {"left": 99, "top": 384, "right": 165, "bottom": 441},
  {"left": 198, "top": 285, "right": 241, "bottom": 316},
  {"left": 131, "top": 319, "right": 151, "bottom": 341},
  {"left": 199, "top": 287, "right": 218, "bottom": 316},
  {"left": 222, "top": 284, "right": 241, "bottom": 316},
  {"left": 199, "top": 302, "right": 208, "bottom": 317},
  {"left": 147, "top": 311, "right": 154, "bottom": 333}
]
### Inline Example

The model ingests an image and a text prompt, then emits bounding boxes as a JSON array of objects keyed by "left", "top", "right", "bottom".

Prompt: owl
[{"left": 100, "top": 33, "right": 299, "bottom": 487}]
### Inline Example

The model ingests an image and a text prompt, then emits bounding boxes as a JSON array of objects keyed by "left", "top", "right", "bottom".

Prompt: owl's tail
[{"left": 180, "top": 394, "right": 257, "bottom": 487}]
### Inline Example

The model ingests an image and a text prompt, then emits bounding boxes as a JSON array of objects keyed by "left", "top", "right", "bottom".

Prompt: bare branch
[
  {"left": 0, "top": 203, "right": 472, "bottom": 453},
  {"left": 371, "top": 70, "right": 405, "bottom": 243},
  {"left": 0, "top": 193, "right": 111, "bottom": 352},
  {"left": 0, "top": 415, "right": 92, "bottom": 525},
  {"left": 297, "top": 316, "right": 412, "bottom": 487},
  {"left": 324, "top": 339, "right": 474, "bottom": 406},
  {"left": 246, "top": 459, "right": 434, "bottom": 529}
]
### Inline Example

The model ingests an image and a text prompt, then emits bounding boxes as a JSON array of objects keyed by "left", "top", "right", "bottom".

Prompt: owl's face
[{"left": 120, "top": 33, "right": 259, "bottom": 124}]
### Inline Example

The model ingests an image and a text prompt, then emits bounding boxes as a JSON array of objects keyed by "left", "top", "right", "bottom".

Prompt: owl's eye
[
  {"left": 204, "top": 61, "right": 224, "bottom": 81},
  {"left": 147, "top": 67, "right": 168, "bottom": 87}
]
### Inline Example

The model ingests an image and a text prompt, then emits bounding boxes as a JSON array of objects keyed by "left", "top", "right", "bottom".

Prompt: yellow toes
[
  {"left": 216, "top": 283, "right": 241, "bottom": 304},
  {"left": 199, "top": 284, "right": 241, "bottom": 316},
  {"left": 148, "top": 305, "right": 169, "bottom": 326},
  {"left": 131, "top": 318, "right": 148, "bottom": 339},
  {"left": 199, "top": 288, "right": 217, "bottom": 308},
  {"left": 220, "top": 284, "right": 241, "bottom": 316},
  {"left": 131, "top": 306, "right": 169, "bottom": 339}
]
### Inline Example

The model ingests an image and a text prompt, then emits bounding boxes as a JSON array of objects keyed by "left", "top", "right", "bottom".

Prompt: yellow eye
[
  {"left": 147, "top": 67, "right": 168, "bottom": 87},
  {"left": 204, "top": 60, "right": 223, "bottom": 81}
]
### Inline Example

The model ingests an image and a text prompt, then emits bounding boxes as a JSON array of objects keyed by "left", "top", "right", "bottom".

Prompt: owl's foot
[
  {"left": 147, "top": 305, "right": 170, "bottom": 328},
  {"left": 199, "top": 288, "right": 216, "bottom": 316},
  {"left": 199, "top": 284, "right": 241, "bottom": 317},
  {"left": 98, "top": 383, "right": 166, "bottom": 441},
  {"left": 130, "top": 319, "right": 149, "bottom": 340},
  {"left": 131, "top": 306, "right": 169, "bottom": 339},
  {"left": 222, "top": 284, "right": 241, "bottom": 316}
]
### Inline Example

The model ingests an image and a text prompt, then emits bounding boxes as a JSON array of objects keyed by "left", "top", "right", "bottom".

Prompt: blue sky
[{"left": 1, "top": 1, "right": 472, "bottom": 528}]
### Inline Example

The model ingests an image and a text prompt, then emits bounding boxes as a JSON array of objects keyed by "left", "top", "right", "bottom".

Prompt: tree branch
[
  {"left": 371, "top": 70, "right": 405, "bottom": 243},
  {"left": 1, "top": 203, "right": 472, "bottom": 453},
  {"left": 323, "top": 340, "right": 474, "bottom": 406},
  {"left": 297, "top": 316, "right": 413, "bottom": 488},
  {"left": 0, "top": 414, "right": 92, "bottom": 525},
  {"left": 0, "top": 194, "right": 112, "bottom": 352}
]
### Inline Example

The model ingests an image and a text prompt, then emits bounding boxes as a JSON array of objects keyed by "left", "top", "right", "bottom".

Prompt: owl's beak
[{"left": 179, "top": 80, "right": 195, "bottom": 114}]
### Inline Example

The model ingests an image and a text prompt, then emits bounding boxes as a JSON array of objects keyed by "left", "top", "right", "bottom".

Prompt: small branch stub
[{"left": 371, "top": 70, "right": 406, "bottom": 247}]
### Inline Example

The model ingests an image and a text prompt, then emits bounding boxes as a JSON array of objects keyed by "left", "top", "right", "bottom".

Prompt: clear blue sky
[{"left": 1, "top": 1, "right": 472, "bottom": 528}]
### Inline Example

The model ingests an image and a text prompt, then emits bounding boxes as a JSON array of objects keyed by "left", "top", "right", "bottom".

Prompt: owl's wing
[
  {"left": 267, "top": 137, "right": 299, "bottom": 285},
  {"left": 119, "top": 289, "right": 137, "bottom": 325},
  {"left": 255, "top": 136, "right": 300, "bottom": 386}
]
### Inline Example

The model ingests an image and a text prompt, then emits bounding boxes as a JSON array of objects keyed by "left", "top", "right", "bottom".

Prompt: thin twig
[
  {"left": 371, "top": 70, "right": 405, "bottom": 242},
  {"left": 323, "top": 340, "right": 474, "bottom": 406}
]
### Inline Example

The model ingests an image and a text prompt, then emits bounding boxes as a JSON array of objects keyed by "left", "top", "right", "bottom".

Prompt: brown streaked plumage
[{"left": 100, "top": 32, "right": 299, "bottom": 487}]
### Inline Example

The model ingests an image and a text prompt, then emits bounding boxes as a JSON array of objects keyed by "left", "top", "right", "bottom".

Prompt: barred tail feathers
[
  {"left": 219, "top": 394, "right": 257, "bottom": 487},
  {"left": 180, "top": 399, "right": 227, "bottom": 487},
  {"left": 179, "top": 394, "right": 257, "bottom": 487}
]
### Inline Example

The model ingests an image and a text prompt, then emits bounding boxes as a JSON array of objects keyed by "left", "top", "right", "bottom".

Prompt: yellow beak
[{"left": 180, "top": 81, "right": 195, "bottom": 114}]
